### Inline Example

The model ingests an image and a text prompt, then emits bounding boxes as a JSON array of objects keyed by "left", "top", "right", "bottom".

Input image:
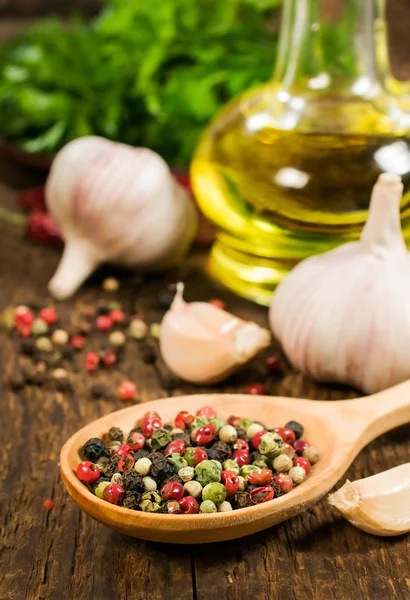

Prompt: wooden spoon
[{"left": 60, "top": 383, "right": 410, "bottom": 544}]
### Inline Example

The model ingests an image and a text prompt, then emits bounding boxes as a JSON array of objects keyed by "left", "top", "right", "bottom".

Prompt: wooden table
[{"left": 1, "top": 3, "right": 410, "bottom": 598}]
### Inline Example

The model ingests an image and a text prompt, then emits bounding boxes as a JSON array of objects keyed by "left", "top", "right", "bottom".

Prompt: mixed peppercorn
[{"left": 76, "top": 407, "right": 319, "bottom": 514}]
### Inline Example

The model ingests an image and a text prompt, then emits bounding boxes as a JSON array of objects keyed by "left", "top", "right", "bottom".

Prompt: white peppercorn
[
  {"left": 111, "top": 473, "right": 123, "bottom": 485},
  {"left": 178, "top": 466, "right": 195, "bottom": 482},
  {"left": 183, "top": 480, "right": 203, "bottom": 499},
  {"left": 289, "top": 466, "right": 306, "bottom": 484},
  {"left": 102, "top": 277, "right": 120, "bottom": 292},
  {"left": 143, "top": 476, "right": 157, "bottom": 492},
  {"left": 134, "top": 457, "right": 152, "bottom": 476},
  {"left": 303, "top": 446, "right": 319, "bottom": 464},
  {"left": 218, "top": 501, "right": 233, "bottom": 512},
  {"left": 128, "top": 319, "right": 147, "bottom": 340},
  {"left": 273, "top": 454, "right": 293, "bottom": 473},
  {"left": 218, "top": 425, "right": 237, "bottom": 443},
  {"left": 109, "top": 331, "right": 126, "bottom": 347},
  {"left": 52, "top": 329, "right": 69, "bottom": 345},
  {"left": 246, "top": 423, "right": 264, "bottom": 439}
]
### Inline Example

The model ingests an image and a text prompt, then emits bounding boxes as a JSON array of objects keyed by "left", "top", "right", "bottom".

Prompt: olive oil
[{"left": 191, "top": 0, "right": 410, "bottom": 305}]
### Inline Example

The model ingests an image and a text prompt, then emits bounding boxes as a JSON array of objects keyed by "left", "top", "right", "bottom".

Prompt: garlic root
[
  {"left": 160, "top": 283, "right": 271, "bottom": 384},
  {"left": 48, "top": 240, "right": 103, "bottom": 300},
  {"left": 328, "top": 464, "right": 410, "bottom": 536}
]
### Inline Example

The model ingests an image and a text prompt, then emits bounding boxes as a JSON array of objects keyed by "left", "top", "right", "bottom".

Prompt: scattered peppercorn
[
  {"left": 265, "top": 355, "right": 281, "bottom": 372},
  {"left": 109, "top": 331, "right": 126, "bottom": 347},
  {"left": 20, "top": 338, "right": 36, "bottom": 356},
  {"left": 139, "top": 344, "right": 156, "bottom": 364},
  {"left": 102, "top": 277, "right": 120, "bottom": 292},
  {"left": 70, "top": 335, "right": 86, "bottom": 350},
  {"left": 150, "top": 323, "right": 161, "bottom": 339},
  {"left": 96, "top": 315, "right": 112, "bottom": 332},
  {"left": 247, "top": 383, "right": 265, "bottom": 395},
  {"left": 90, "top": 383, "right": 109, "bottom": 399},
  {"left": 128, "top": 318, "right": 148, "bottom": 340},
  {"left": 43, "top": 499, "right": 55, "bottom": 511},
  {"left": 117, "top": 380, "right": 137, "bottom": 401},
  {"left": 52, "top": 329, "right": 69, "bottom": 345},
  {"left": 85, "top": 352, "right": 100, "bottom": 372},
  {"left": 101, "top": 348, "right": 117, "bottom": 368}
]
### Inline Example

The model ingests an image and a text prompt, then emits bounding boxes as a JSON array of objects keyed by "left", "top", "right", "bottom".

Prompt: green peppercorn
[
  {"left": 168, "top": 453, "right": 188, "bottom": 473},
  {"left": 150, "top": 323, "right": 161, "bottom": 339},
  {"left": 199, "top": 500, "right": 217, "bottom": 513},
  {"left": 151, "top": 428, "right": 172, "bottom": 450},
  {"left": 209, "top": 417, "right": 225, "bottom": 432},
  {"left": 184, "top": 480, "right": 203, "bottom": 499},
  {"left": 32, "top": 318, "right": 48, "bottom": 336},
  {"left": 195, "top": 460, "right": 221, "bottom": 486},
  {"left": 210, "top": 460, "right": 223, "bottom": 472},
  {"left": 191, "top": 416, "right": 209, "bottom": 430},
  {"left": 178, "top": 466, "right": 195, "bottom": 482},
  {"left": 139, "top": 491, "right": 163, "bottom": 512},
  {"left": 46, "top": 351, "right": 63, "bottom": 366},
  {"left": 95, "top": 481, "right": 110, "bottom": 498},
  {"left": 222, "top": 459, "right": 240, "bottom": 475},
  {"left": 36, "top": 336, "right": 52, "bottom": 353},
  {"left": 237, "top": 418, "right": 253, "bottom": 431},
  {"left": 240, "top": 464, "right": 261, "bottom": 481},
  {"left": 202, "top": 482, "right": 227, "bottom": 506},
  {"left": 259, "top": 432, "right": 284, "bottom": 458},
  {"left": 0, "top": 307, "right": 15, "bottom": 332},
  {"left": 252, "top": 453, "right": 270, "bottom": 469}
]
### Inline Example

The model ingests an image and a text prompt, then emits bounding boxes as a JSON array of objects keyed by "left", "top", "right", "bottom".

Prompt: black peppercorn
[
  {"left": 122, "top": 491, "right": 141, "bottom": 510},
  {"left": 272, "top": 482, "right": 283, "bottom": 498},
  {"left": 122, "top": 471, "right": 144, "bottom": 492},
  {"left": 232, "top": 492, "right": 252, "bottom": 509},
  {"left": 108, "top": 426, "right": 124, "bottom": 442},
  {"left": 285, "top": 420, "right": 304, "bottom": 440},
  {"left": 97, "top": 302, "right": 111, "bottom": 316},
  {"left": 55, "top": 377, "right": 73, "bottom": 392},
  {"left": 235, "top": 427, "right": 247, "bottom": 440},
  {"left": 172, "top": 432, "right": 190, "bottom": 445},
  {"left": 157, "top": 290, "right": 175, "bottom": 310},
  {"left": 210, "top": 441, "right": 232, "bottom": 460},
  {"left": 163, "top": 474, "right": 183, "bottom": 486},
  {"left": 139, "top": 344, "right": 156, "bottom": 364},
  {"left": 104, "top": 454, "right": 121, "bottom": 477},
  {"left": 20, "top": 339, "right": 36, "bottom": 356},
  {"left": 133, "top": 449, "right": 150, "bottom": 461},
  {"left": 90, "top": 383, "right": 109, "bottom": 399},
  {"left": 82, "top": 438, "right": 106, "bottom": 462},
  {"left": 60, "top": 346, "right": 74, "bottom": 361}
]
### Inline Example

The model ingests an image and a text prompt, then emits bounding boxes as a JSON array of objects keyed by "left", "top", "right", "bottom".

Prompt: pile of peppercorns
[
  {"left": 0, "top": 277, "right": 162, "bottom": 398},
  {"left": 76, "top": 406, "right": 319, "bottom": 514}
]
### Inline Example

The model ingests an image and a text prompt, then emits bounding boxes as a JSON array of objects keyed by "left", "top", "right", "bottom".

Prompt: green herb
[{"left": 0, "top": 0, "right": 281, "bottom": 165}]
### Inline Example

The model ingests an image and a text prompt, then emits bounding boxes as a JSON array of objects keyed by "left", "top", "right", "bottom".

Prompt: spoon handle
[{"left": 342, "top": 379, "right": 410, "bottom": 445}]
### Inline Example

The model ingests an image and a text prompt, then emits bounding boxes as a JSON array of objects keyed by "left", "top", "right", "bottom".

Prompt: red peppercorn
[
  {"left": 273, "top": 427, "right": 296, "bottom": 444},
  {"left": 174, "top": 410, "right": 194, "bottom": 430},
  {"left": 247, "top": 383, "right": 265, "bottom": 395},
  {"left": 196, "top": 406, "right": 217, "bottom": 419},
  {"left": 116, "top": 443, "right": 133, "bottom": 456},
  {"left": 248, "top": 468, "right": 273, "bottom": 486},
  {"left": 14, "top": 307, "right": 34, "bottom": 330},
  {"left": 118, "top": 454, "right": 135, "bottom": 472},
  {"left": 39, "top": 307, "right": 58, "bottom": 325},
  {"left": 110, "top": 309, "right": 125, "bottom": 324},
  {"left": 141, "top": 411, "right": 161, "bottom": 426},
  {"left": 252, "top": 430, "right": 268, "bottom": 450},
  {"left": 96, "top": 315, "right": 112, "bottom": 331},
  {"left": 101, "top": 349, "right": 118, "bottom": 367},
  {"left": 128, "top": 431, "right": 146, "bottom": 451},
  {"left": 117, "top": 380, "right": 137, "bottom": 401},
  {"left": 76, "top": 461, "right": 100, "bottom": 484},
  {"left": 221, "top": 470, "right": 240, "bottom": 497},
  {"left": 191, "top": 447, "right": 208, "bottom": 467},
  {"left": 143, "top": 417, "right": 163, "bottom": 439},
  {"left": 293, "top": 456, "right": 311, "bottom": 474},
  {"left": 19, "top": 186, "right": 46, "bottom": 211},
  {"left": 19, "top": 325, "right": 32, "bottom": 337},
  {"left": 27, "top": 210, "right": 62, "bottom": 245},
  {"left": 70, "top": 335, "right": 86, "bottom": 350},
  {"left": 103, "top": 483, "right": 124, "bottom": 505},
  {"left": 209, "top": 299, "right": 226, "bottom": 310},
  {"left": 160, "top": 481, "right": 184, "bottom": 502},
  {"left": 228, "top": 415, "right": 241, "bottom": 427},
  {"left": 250, "top": 486, "right": 275, "bottom": 504},
  {"left": 233, "top": 439, "right": 249, "bottom": 452},
  {"left": 293, "top": 440, "right": 310, "bottom": 456},
  {"left": 85, "top": 352, "right": 100, "bottom": 372},
  {"left": 274, "top": 473, "right": 294, "bottom": 494},
  {"left": 283, "top": 443, "right": 296, "bottom": 459},
  {"left": 43, "top": 499, "right": 55, "bottom": 510},
  {"left": 265, "top": 355, "right": 281, "bottom": 372},
  {"left": 193, "top": 423, "right": 216, "bottom": 445},
  {"left": 164, "top": 439, "right": 186, "bottom": 456},
  {"left": 231, "top": 449, "right": 250, "bottom": 466},
  {"left": 179, "top": 496, "right": 199, "bottom": 514}
]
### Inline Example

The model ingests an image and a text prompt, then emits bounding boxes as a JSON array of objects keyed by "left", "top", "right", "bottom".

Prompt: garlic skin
[
  {"left": 270, "top": 173, "right": 410, "bottom": 394},
  {"left": 46, "top": 136, "right": 197, "bottom": 300},
  {"left": 160, "top": 283, "right": 270, "bottom": 384},
  {"left": 328, "top": 464, "right": 410, "bottom": 536}
]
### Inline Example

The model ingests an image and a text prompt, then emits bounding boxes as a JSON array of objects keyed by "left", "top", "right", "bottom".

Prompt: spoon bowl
[{"left": 60, "top": 383, "right": 410, "bottom": 544}]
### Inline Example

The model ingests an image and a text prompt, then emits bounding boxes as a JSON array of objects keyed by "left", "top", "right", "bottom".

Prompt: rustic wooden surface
[{"left": 0, "top": 3, "right": 410, "bottom": 599}]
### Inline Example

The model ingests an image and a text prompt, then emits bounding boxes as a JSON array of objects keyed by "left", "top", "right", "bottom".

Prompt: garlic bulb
[
  {"left": 46, "top": 136, "right": 197, "bottom": 299},
  {"left": 328, "top": 464, "right": 410, "bottom": 536},
  {"left": 160, "top": 283, "right": 270, "bottom": 384},
  {"left": 270, "top": 173, "right": 410, "bottom": 394}
]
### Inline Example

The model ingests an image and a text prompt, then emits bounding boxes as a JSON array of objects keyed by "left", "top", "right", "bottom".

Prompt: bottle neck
[{"left": 274, "top": 0, "right": 389, "bottom": 96}]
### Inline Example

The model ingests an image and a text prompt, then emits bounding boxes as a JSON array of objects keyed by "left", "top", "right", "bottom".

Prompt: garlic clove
[
  {"left": 48, "top": 239, "right": 104, "bottom": 300},
  {"left": 160, "top": 283, "right": 271, "bottom": 384},
  {"left": 328, "top": 464, "right": 410, "bottom": 536}
]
